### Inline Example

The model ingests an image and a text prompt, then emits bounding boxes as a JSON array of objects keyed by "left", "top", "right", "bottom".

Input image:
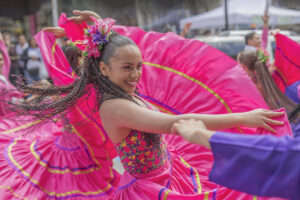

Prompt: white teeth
[{"left": 126, "top": 81, "right": 137, "bottom": 87}]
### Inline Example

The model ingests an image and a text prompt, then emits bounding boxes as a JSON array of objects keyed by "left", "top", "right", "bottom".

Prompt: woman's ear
[{"left": 99, "top": 61, "right": 109, "bottom": 76}]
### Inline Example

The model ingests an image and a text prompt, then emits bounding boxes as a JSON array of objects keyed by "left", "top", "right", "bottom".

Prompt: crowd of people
[
  {"left": 0, "top": 8, "right": 299, "bottom": 200},
  {"left": 1, "top": 32, "right": 48, "bottom": 85}
]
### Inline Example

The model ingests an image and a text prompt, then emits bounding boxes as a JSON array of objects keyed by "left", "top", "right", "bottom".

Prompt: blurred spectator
[
  {"left": 15, "top": 34, "right": 28, "bottom": 77},
  {"left": 244, "top": 13, "right": 269, "bottom": 51},
  {"left": 22, "top": 37, "right": 43, "bottom": 83},
  {"left": 3, "top": 32, "right": 22, "bottom": 86},
  {"left": 164, "top": 22, "right": 192, "bottom": 38},
  {"left": 203, "top": 30, "right": 212, "bottom": 36}
]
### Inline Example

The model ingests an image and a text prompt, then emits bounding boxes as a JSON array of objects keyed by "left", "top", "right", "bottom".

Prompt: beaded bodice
[
  {"left": 115, "top": 96, "right": 168, "bottom": 174},
  {"left": 115, "top": 130, "right": 167, "bottom": 174}
]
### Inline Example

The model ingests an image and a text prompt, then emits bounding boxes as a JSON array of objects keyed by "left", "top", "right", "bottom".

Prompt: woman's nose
[{"left": 130, "top": 68, "right": 140, "bottom": 78}]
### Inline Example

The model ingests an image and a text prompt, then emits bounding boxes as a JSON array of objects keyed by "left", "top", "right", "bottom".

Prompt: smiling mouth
[{"left": 125, "top": 81, "right": 138, "bottom": 88}]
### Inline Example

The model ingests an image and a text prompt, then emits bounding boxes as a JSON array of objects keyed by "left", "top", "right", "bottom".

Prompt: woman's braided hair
[{"left": 10, "top": 32, "right": 160, "bottom": 145}]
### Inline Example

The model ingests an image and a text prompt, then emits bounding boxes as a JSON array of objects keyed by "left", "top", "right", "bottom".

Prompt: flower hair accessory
[
  {"left": 257, "top": 48, "right": 270, "bottom": 64},
  {"left": 83, "top": 17, "right": 116, "bottom": 58}
]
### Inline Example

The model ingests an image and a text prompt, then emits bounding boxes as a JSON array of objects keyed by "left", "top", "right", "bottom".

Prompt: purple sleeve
[
  {"left": 261, "top": 27, "right": 268, "bottom": 50},
  {"left": 209, "top": 132, "right": 300, "bottom": 199}
]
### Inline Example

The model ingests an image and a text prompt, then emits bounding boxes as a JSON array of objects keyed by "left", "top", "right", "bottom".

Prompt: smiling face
[{"left": 100, "top": 44, "right": 143, "bottom": 96}]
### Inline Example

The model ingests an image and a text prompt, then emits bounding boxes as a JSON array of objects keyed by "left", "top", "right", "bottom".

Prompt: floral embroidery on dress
[
  {"left": 116, "top": 130, "right": 167, "bottom": 174},
  {"left": 115, "top": 95, "right": 168, "bottom": 174}
]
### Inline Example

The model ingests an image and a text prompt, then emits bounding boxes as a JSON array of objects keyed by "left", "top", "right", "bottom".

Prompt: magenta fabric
[
  {"left": 34, "top": 30, "right": 117, "bottom": 159},
  {"left": 35, "top": 29, "right": 119, "bottom": 167},
  {"left": 274, "top": 34, "right": 300, "bottom": 87},
  {"left": 58, "top": 15, "right": 294, "bottom": 200},
  {"left": 58, "top": 13, "right": 88, "bottom": 51},
  {"left": 0, "top": 40, "right": 10, "bottom": 80},
  {"left": 257, "top": 108, "right": 293, "bottom": 137},
  {"left": 0, "top": 31, "right": 120, "bottom": 199},
  {"left": 0, "top": 81, "right": 22, "bottom": 117},
  {"left": 34, "top": 31, "right": 73, "bottom": 86},
  {"left": 0, "top": 40, "right": 22, "bottom": 116},
  {"left": 0, "top": 123, "right": 119, "bottom": 199}
]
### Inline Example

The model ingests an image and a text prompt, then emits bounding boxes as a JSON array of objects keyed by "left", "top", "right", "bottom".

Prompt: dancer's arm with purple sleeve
[
  {"left": 209, "top": 132, "right": 300, "bottom": 199},
  {"left": 172, "top": 119, "right": 299, "bottom": 199}
]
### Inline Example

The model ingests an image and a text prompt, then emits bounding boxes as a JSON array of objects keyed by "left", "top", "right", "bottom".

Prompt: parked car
[{"left": 195, "top": 30, "right": 300, "bottom": 60}]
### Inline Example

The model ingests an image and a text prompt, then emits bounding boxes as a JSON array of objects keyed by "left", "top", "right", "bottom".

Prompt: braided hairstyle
[
  {"left": 10, "top": 32, "right": 160, "bottom": 145},
  {"left": 239, "top": 50, "right": 299, "bottom": 122}
]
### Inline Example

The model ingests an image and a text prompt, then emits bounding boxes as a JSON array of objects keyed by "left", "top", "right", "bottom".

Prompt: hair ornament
[
  {"left": 83, "top": 17, "right": 116, "bottom": 58},
  {"left": 257, "top": 48, "right": 270, "bottom": 64}
]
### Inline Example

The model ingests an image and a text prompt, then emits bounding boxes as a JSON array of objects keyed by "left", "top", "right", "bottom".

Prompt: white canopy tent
[{"left": 180, "top": 0, "right": 300, "bottom": 30}]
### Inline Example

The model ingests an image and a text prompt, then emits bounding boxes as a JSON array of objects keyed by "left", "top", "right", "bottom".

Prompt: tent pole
[
  {"left": 225, "top": 0, "right": 229, "bottom": 30},
  {"left": 51, "top": 0, "right": 58, "bottom": 26}
]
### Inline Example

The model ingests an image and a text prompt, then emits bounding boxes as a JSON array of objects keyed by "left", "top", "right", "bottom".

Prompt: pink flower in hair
[{"left": 83, "top": 17, "right": 116, "bottom": 58}]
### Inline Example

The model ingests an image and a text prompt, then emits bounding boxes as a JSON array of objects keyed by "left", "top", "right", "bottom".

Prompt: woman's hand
[
  {"left": 241, "top": 109, "right": 284, "bottom": 133},
  {"left": 68, "top": 10, "right": 101, "bottom": 24},
  {"left": 172, "top": 119, "right": 214, "bottom": 148},
  {"left": 270, "top": 29, "right": 280, "bottom": 36},
  {"left": 42, "top": 27, "right": 66, "bottom": 38},
  {"left": 180, "top": 22, "right": 192, "bottom": 37},
  {"left": 262, "top": 13, "right": 269, "bottom": 25}
]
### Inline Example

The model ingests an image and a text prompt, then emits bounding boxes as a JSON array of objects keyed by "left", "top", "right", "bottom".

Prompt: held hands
[
  {"left": 68, "top": 10, "right": 101, "bottom": 24},
  {"left": 241, "top": 109, "right": 284, "bottom": 133},
  {"left": 171, "top": 119, "right": 214, "bottom": 149}
]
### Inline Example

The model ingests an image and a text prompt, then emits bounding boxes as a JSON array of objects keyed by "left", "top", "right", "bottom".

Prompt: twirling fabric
[
  {"left": 0, "top": 40, "right": 11, "bottom": 80},
  {"left": 59, "top": 14, "right": 292, "bottom": 200},
  {"left": 0, "top": 40, "right": 23, "bottom": 116},
  {"left": 0, "top": 29, "right": 119, "bottom": 199},
  {"left": 274, "top": 33, "right": 300, "bottom": 103}
]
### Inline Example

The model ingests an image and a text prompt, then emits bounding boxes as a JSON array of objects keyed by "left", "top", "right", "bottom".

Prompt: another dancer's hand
[
  {"left": 0, "top": 32, "right": 3, "bottom": 41},
  {"left": 262, "top": 13, "right": 269, "bottom": 25},
  {"left": 271, "top": 29, "right": 280, "bottom": 36},
  {"left": 180, "top": 22, "right": 192, "bottom": 37},
  {"left": 43, "top": 27, "right": 66, "bottom": 38},
  {"left": 241, "top": 109, "right": 284, "bottom": 133},
  {"left": 68, "top": 10, "right": 101, "bottom": 24},
  {"left": 172, "top": 119, "right": 214, "bottom": 148}
]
